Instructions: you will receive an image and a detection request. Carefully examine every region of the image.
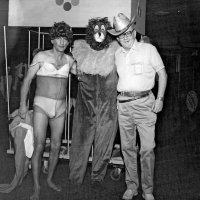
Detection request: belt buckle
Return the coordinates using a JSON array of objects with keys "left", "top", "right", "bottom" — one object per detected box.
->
[
  {"left": 121, "top": 91, "right": 125, "bottom": 96},
  {"left": 129, "top": 91, "right": 137, "bottom": 98},
  {"left": 132, "top": 91, "right": 137, "bottom": 97}
]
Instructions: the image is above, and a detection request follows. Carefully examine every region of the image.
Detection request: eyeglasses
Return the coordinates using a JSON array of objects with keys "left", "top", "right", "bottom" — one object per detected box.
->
[{"left": 118, "top": 30, "right": 133, "bottom": 40}]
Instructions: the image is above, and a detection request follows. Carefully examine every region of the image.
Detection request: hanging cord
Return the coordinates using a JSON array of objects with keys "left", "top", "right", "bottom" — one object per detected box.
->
[
  {"left": 3, "top": 26, "right": 12, "bottom": 153},
  {"left": 137, "top": 0, "right": 142, "bottom": 17}
]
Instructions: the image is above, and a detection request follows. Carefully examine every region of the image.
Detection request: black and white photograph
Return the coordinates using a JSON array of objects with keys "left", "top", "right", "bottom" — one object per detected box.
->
[{"left": 0, "top": 0, "right": 200, "bottom": 200}]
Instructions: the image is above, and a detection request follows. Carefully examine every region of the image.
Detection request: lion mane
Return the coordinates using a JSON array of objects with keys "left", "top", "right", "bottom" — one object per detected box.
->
[{"left": 85, "top": 17, "right": 113, "bottom": 51}]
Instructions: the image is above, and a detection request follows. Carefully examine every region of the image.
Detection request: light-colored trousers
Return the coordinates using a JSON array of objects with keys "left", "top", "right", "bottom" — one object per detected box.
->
[{"left": 117, "top": 92, "right": 157, "bottom": 194}]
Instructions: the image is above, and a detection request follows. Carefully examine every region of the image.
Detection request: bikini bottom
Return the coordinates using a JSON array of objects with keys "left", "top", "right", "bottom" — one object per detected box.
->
[{"left": 33, "top": 96, "right": 66, "bottom": 120}]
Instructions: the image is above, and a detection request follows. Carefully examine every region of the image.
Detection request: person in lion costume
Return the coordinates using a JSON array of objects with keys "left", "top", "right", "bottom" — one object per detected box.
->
[{"left": 69, "top": 17, "right": 119, "bottom": 184}]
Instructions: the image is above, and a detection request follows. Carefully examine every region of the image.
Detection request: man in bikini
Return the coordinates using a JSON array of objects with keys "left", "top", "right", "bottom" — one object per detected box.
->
[{"left": 19, "top": 21, "right": 75, "bottom": 200}]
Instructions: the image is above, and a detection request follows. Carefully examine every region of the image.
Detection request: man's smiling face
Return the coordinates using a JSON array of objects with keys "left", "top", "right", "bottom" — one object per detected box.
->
[{"left": 117, "top": 26, "right": 136, "bottom": 51}]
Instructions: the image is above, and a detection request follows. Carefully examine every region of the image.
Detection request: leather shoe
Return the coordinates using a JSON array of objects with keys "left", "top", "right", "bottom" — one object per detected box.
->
[
  {"left": 122, "top": 189, "right": 138, "bottom": 200},
  {"left": 142, "top": 193, "right": 155, "bottom": 200}
]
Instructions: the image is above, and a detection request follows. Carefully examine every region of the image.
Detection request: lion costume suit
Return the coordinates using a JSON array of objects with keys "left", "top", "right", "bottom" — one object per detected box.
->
[{"left": 69, "top": 17, "right": 119, "bottom": 184}]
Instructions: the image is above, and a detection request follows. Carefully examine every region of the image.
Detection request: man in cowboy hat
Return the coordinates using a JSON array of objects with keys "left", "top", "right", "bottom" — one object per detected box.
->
[{"left": 108, "top": 13, "right": 167, "bottom": 200}]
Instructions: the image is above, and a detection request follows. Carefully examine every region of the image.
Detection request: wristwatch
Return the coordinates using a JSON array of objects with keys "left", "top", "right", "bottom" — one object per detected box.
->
[{"left": 157, "top": 97, "right": 164, "bottom": 101}]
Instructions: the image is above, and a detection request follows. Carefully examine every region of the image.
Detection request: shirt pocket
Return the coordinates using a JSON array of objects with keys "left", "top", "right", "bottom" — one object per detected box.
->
[{"left": 131, "top": 63, "right": 144, "bottom": 75}]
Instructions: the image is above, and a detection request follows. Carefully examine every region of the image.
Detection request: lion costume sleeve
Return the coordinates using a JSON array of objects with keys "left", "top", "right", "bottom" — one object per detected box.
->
[{"left": 69, "top": 39, "right": 120, "bottom": 184}]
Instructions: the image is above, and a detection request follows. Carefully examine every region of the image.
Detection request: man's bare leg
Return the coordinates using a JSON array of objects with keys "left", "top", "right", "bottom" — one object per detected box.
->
[
  {"left": 47, "top": 116, "right": 65, "bottom": 192},
  {"left": 30, "top": 111, "right": 48, "bottom": 200}
]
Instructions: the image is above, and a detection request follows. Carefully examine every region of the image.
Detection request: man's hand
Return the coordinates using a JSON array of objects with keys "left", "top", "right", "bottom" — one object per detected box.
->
[
  {"left": 151, "top": 99, "right": 163, "bottom": 113},
  {"left": 18, "top": 104, "right": 28, "bottom": 119}
]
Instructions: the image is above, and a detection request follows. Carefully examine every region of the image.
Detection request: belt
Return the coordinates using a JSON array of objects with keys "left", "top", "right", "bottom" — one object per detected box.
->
[
  {"left": 118, "top": 90, "right": 150, "bottom": 103},
  {"left": 119, "top": 90, "right": 150, "bottom": 97}
]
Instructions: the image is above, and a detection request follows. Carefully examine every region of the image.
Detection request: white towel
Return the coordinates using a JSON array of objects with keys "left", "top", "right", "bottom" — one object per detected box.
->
[{"left": 16, "top": 123, "right": 34, "bottom": 158}]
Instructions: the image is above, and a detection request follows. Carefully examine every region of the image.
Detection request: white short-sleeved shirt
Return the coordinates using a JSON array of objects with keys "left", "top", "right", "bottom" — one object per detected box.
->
[{"left": 115, "top": 40, "right": 165, "bottom": 92}]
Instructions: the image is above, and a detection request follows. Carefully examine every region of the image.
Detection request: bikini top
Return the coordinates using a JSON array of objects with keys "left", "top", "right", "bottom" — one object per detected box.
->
[{"left": 36, "top": 62, "right": 70, "bottom": 78}]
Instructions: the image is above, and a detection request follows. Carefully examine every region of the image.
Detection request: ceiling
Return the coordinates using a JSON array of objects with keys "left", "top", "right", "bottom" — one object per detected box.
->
[{"left": 146, "top": 0, "right": 200, "bottom": 50}]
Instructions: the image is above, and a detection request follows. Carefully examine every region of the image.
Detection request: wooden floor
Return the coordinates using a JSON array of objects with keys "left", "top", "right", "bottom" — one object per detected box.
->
[{"left": 0, "top": 92, "right": 200, "bottom": 200}]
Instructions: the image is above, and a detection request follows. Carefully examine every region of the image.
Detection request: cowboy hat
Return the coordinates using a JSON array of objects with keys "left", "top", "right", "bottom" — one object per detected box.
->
[{"left": 108, "top": 13, "right": 136, "bottom": 36}]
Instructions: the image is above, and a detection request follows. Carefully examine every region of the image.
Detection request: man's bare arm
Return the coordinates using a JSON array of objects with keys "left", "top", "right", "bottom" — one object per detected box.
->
[
  {"left": 19, "top": 62, "right": 40, "bottom": 117},
  {"left": 157, "top": 68, "right": 167, "bottom": 99},
  {"left": 151, "top": 68, "right": 167, "bottom": 113},
  {"left": 69, "top": 56, "right": 77, "bottom": 75}
]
